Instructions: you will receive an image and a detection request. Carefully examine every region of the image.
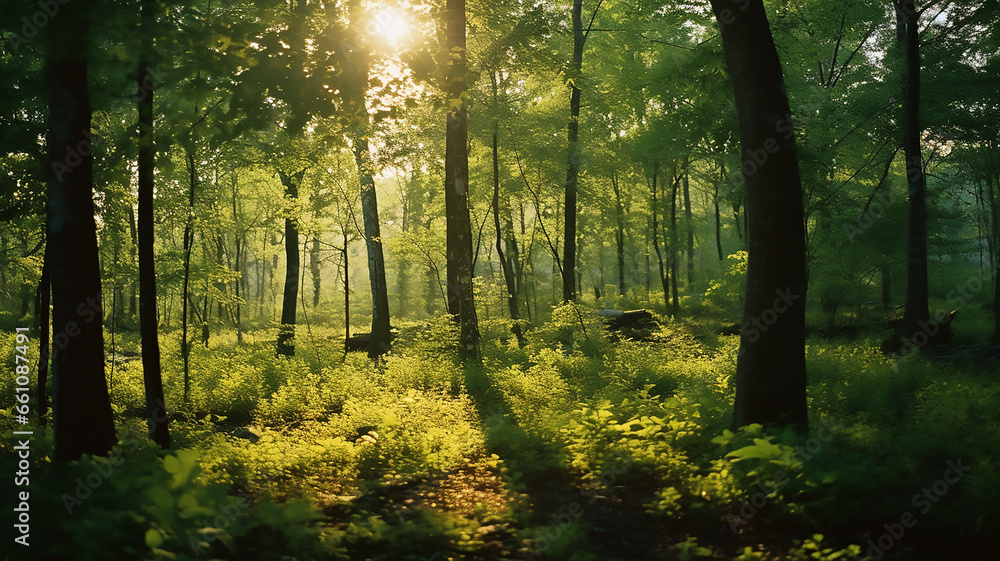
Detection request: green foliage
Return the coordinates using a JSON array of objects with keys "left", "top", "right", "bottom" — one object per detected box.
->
[{"left": 705, "top": 251, "right": 747, "bottom": 313}]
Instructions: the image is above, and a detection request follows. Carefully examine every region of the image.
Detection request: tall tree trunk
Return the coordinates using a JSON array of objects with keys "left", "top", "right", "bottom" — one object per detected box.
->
[
  {"left": 137, "top": 0, "right": 169, "bottom": 447},
  {"left": 353, "top": 140, "right": 393, "bottom": 358},
  {"left": 445, "top": 0, "right": 481, "bottom": 363},
  {"left": 562, "top": 0, "right": 584, "bottom": 302},
  {"left": 277, "top": 170, "right": 304, "bottom": 356},
  {"left": 311, "top": 236, "right": 322, "bottom": 308},
  {"left": 612, "top": 172, "right": 626, "bottom": 295},
  {"left": 710, "top": 0, "right": 808, "bottom": 429},
  {"left": 128, "top": 205, "right": 138, "bottom": 318},
  {"left": 650, "top": 165, "right": 670, "bottom": 308},
  {"left": 46, "top": 6, "right": 116, "bottom": 461},
  {"left": 232, "top": 174, "right": 244, "bottom": 344},
  {"left": 670, "top": 170, "right": 681, "bottom": 317},
  {"left": 714, "top": 171, "right": 724, "bottom": 261},
  {"left": 683, "top": 163, "right": 695, "bottom": 288},
  {"left": 896, "top": 0, "right": 930, "bottom": 338},
  {"left": 342, "top": 225, "right": 351, "bottom": 354},
  {"left": 491, "top": 81, "right": 525, "bottom": 346},
  {"left": 181, "top": 150, "right": 197, "bottom": 401}
]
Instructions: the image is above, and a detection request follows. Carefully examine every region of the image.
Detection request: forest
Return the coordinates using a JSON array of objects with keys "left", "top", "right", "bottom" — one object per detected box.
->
[{"left": 1, "top": 0, "right": 998, "bottom": 559}]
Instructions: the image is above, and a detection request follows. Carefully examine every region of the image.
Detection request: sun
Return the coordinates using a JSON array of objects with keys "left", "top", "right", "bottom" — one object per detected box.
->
[{"left": 371, "top": 8, "right": 410, "bottom": 48}]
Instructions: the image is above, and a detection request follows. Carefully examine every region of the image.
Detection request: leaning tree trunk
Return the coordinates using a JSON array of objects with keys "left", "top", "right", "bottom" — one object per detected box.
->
[
  {"left": 650, "top": 165, "right": 670, "bottom": 308},
  {"left": 137, "top": 0, "right": 169, "bottom": 448},
  {"left": 710, "top": 0, "right": 808, "bottom": 430},
  {"left": 353, "top": 140, "right": 393, "bottom": 359},
  {"left": 562, "top": 0, "right": 584, "bottom": 302},
  {"left": 491, "top": 91, "right": 526, "bottom": 347},
  {"left": 897, "top": 0, "right": 931, "bottom": 339},
  {"left": 46, "top": 5, "right": 116, "bottom": 461},
  {"left": 277, "top": 170, "right": 304, "bottom": 356},
  {"left": 445, "top": 0, "right": 481, "bottom": 363},
  {"left": 612, "top": 172, "right": 626, "bottom": 295}
]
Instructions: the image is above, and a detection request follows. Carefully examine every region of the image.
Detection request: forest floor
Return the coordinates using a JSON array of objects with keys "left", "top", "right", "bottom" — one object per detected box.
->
[{"left": 2, "top": 307, "right": 999, "bottom": 560}]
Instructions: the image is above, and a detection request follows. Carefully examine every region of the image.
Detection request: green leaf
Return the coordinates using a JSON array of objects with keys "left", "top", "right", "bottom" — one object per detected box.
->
[{"left": 145, "top": 528, "right": 164, "bottom": 549}]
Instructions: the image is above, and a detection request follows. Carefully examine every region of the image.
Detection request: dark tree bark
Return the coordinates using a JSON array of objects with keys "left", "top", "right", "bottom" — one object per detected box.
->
[
  {"left": 137, "top": 0, "right": 169, "bottom": 448},
  {"left": 341, "top": 225, "right": 351, "bottom": 354},
  {"left": 683, "top": 164, "right": 695, "bottom": 287},
  {"left": 491, "top": 78, "right": 525, "bottom": 347},
  {"left": 353, "top": 141, "right": 393, "bottom": 358},
  {"left": 670, "top": 170, "right": 681, "bottom": 317},
  {"left": 562, "top": 0, "right": 585, "bottom": 302},
  {"left": 612, "top": 172, "right": 626, "bottom": 295},
  {"left": 896, "top": 0, "right": 931, "bottom": 339},
  {"left": 46, "top": 6, "right": 116, "bottom": 461},
  {"left": 650, "top": 165, "right": 670, "bottom": 308},
  {"left": 181, "top": 149, "right": 197, "bottom": 402},
  {"left": 311, "top": 236, "right": 322, "bottom": 308},
  {"left": 277, "top": 170, "right": 304, "bottom": 356},
  {"left": 710, "top": 0, "right": 808, "bottom": 430},
  {"left": 231, "top": 176, "right": 244, "bottom": 344},
  {"left": 714, "top": 168, "right": 725, "bottom": 261},
  {"left": 128, "top": 206, "right": 138, "bottom": 318},
  {"left": 445, "top": 0, "right": 481, "bottom": 363}
]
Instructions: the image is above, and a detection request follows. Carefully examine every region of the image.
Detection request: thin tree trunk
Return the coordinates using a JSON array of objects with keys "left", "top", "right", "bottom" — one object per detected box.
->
[
  {"left": 46, "top": 6, "right": 116, "bottom": 460},
  {"left": 491, "top": 78, "right": 525, "bottom": 346},
  {"left": 353, "top": 140, "right": 393, "bottom": 358},
  {"left": 683, "top": 162, "right": 695, "bottom": 287},
  {"left": 128, "top": 205, "right": 138, "bottom": 318},
  {"left": 137, "top": 0, "right": 169, "bottom": 447},
  {"left": 711, "top": 0, "right": 808, "bottom": 429},
  {"left": 612, "top": 172, "right": 626, "bottom": 295},
  {"left": 650, "top": 165, "right": 670, "bottom": 308},
  {"left": 562, "top": 0, "right": 585, "bottom": 302},
  {"left": 896, "top": 0, "right": 930, "bottom": 338},
  {"left": 181, "top": 150, "right": 196, "bottom": 403},
  {"left": 277, "top": 170, "right": 304, "bottom": 356},
  {"left": 714, "top": 173, "right": 724, "bottom": 260},
  {"left": 342, "top": 225, "right": 351, "bottom": 354},
  {"left": 670, "top": 170, "right": 681, "bottom": 317},
  {"left": 311, "top": 236, "right": 322, "bottom": 308}
]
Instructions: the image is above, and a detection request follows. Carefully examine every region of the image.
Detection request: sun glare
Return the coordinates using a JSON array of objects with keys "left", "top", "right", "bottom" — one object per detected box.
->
[{"left": 372, "top": 9, "right": 410, "bottom": 47}]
